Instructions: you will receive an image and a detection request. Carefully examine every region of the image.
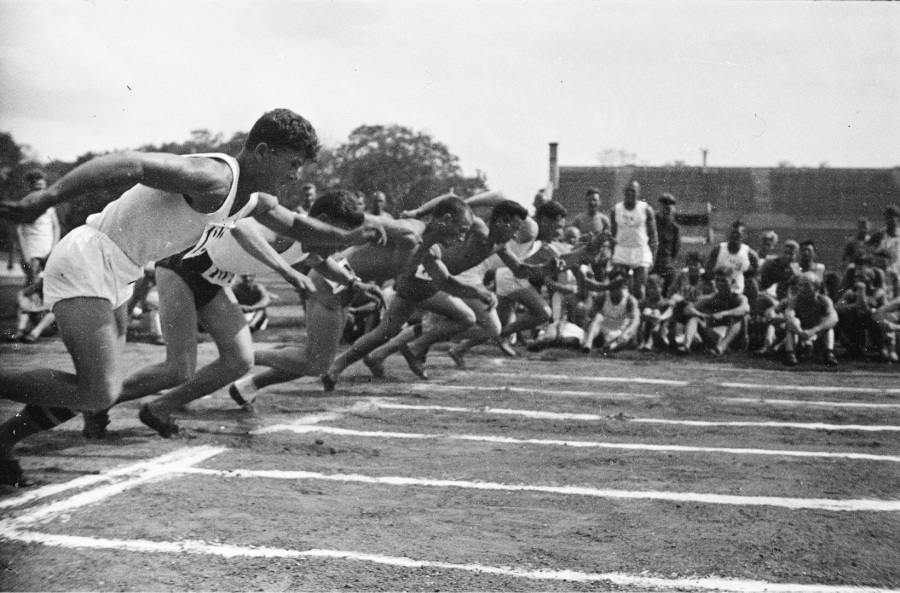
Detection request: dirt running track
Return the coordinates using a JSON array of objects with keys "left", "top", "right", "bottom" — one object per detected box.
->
[{"left": 1, "top": 334, "right": 899, "bottom": 592}]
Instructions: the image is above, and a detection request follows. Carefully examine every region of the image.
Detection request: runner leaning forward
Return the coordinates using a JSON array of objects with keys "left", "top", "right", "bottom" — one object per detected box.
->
[{"left": 0, "top": 108, "right": 318, "bottom": 487}]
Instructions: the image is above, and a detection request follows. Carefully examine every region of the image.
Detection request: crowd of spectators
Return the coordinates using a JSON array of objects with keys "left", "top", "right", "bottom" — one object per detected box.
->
[{"left": 510, "top": 187, "right": 900, "bottom": 367}]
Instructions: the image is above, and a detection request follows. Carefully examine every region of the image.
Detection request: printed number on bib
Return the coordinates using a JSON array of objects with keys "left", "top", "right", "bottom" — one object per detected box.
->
[
  {"left": 201, "top": 265, "right": 236, "bottom": 288},
  {"left": 183, "top": 221, "right": 234, "bottom": 260},
  {"left": 414, "top": 264, "right": 433, "bottom": 281}
]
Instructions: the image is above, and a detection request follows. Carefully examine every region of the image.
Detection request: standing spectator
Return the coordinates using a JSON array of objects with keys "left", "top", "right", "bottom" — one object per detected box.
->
[
  {"left": 233, "top": 274, "right": 273, "bottom": 333},
  {"left": 681, "top": 269, "right": 749, "bottom": 356},
  {"left": 610, "top": 180, "right": 657, "bottom": 300},
  {"left": 873, "top": 205, "right": 900, "bottom": 278},
  {"left": 779, "top": 273, "right": 839, "bottom": 367},
  {"left": 797, "top": 239, "right": 825, "bottom": 281},
  {"left": 876, "top": 296, "right": 900, "bottom": 363},
  {"left": 15, "top": 170, "right": 60, "bottom": 287},
  {"left": 706, "top": 220, "right": 759, "bottom": 296},
  {"left": 872, "top": 248, "right": 900, "bottom": 300},
  {"left": 758, "top": 230, "right": 779, "bottom": 261},
  {"left": 570, "top": 187, "right": 610, "bottom": 236},
  {"left": 369, "top": 191, "right": 393, "bottom": 218},
  {"left": 760, "top": 240, "right": 799, "bottom": 297},
  {"left": 652, "top": 193, "right": 680, "bottom": 295},
  {"left": 842, "top": 218, "right": 871, "bottom": 270},
  {"left": 298, "top": 183, "right": 317, "bottom": 214}
]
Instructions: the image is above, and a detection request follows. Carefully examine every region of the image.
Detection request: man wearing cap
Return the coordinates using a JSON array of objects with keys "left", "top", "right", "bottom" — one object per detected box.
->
[
  {"left": 571, "top": 188, "right": 610, "bottom": 237},
  {"left": 653, "top": 193, "right": 680, "bottom": 294}
]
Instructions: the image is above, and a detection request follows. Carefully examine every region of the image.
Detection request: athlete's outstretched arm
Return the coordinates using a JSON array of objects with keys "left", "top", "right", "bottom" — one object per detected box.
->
[
  {"left": 253, "top": 203, "right": 386, "bottom": 248},
  {"left": 0, "top": 151, "right": 234, "bottom": 223},
  {"left": 230, "top": 220, "right": 316, "bottom": 295}
]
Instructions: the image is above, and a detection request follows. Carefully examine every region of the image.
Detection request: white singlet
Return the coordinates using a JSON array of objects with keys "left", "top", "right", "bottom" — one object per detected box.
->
[
  {"left": 85, "top": 153, "right": 251, "bottom": 266},
  {"left": 714, "top": 242, "right": 751, "bottom": 294},
  {"left": 613, "top": 201, "right": 651, "bottom": 249},
  {"left": 16, "top": 207, "right": 57, "bottom": 261}
]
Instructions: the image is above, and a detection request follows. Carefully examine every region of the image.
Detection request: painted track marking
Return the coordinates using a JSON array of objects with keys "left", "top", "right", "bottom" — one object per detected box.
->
[
  {"left": 717, "top": 397, "right": 900, "bottom": 409},
  {"left": 373, "top": 402, "right": 900, "bottom": 431},
  {"left": 184, "top": 467, "right": 900, "bottom": 512},
  {"left": 256, "top": 425, "right": 900, "bottom": 463},
  {"left": 2, "top": 532, "right": 891, "bottom": 592}
]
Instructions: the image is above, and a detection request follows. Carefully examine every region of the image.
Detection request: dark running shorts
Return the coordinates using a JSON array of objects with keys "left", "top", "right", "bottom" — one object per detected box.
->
[{"left": 155, "top": 251, "right": 223, "bottom": 310}]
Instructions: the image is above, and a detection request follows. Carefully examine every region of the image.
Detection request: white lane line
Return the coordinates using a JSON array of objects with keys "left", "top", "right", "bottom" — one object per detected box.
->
[
  {"left": 184, "top": 467, "right": 900, "bottom": 512},
  {"left": 353, "top": 383, "right": 661, "bottom": 400},
  {"left": 717, "top": 397, "right": 900, "bottom": 410},
  {"left": 481, "top": 371, "right": 687, "bottom": 386},
  {"left": 260, "top": 425, "right": 900, "bottom": 463},
  {"left": 2, "top": 532, "right": 889, "bottom": 593},
  {"left": 630, "top": 418, "right": 900, "bottom": 431},
  {"left": 0, "top": 446, "right": 228, "bottom": 511},
  {"left": 1, "top": 446, "right": 226, "bottom": 529},
  {"left": 721, "top": 382, "right": 900, "bottom": 395},
  {"left": 373, "top": 402, "right": 900, "bottom": 431}
]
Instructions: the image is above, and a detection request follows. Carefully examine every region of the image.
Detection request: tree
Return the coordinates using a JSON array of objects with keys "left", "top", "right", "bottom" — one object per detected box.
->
[{"left": 321, "top": 125, "right": 488, "bottom": 213}]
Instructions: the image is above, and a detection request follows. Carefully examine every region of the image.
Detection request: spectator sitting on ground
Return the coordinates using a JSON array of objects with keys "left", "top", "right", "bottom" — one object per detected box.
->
[
  {"left": 760, "top": 239, "right": 799, "bottom": 298},
  {"left": 3, "top": 276, "right": 56, "bottom": 344},
  {"left": 745, "top": 278, "right": 779, "bottom": 354},
  {"left": 842, "top": 217, "right": 871, "bottom": 271},
  {"left": 875, "top": 296, "right": 900, "bottom": 363},
  {"left": 666, "top": 251, "right": 713, "bottom": 349},
  {"left": 797, "top": 239, "right": 825, "bottom": 281},
  {"left": 680, "top": 269, "right": 749, "bottom": 356},
  {"left": 779, "top": 273, "right": 839, "bottom": 367},
  {"left": 637, "top": 274, "right": 672, "bottom": 351},
  {"left": 835, "top": 267, "right": 886, "bottom": 359},
  {"left": 233, "top": 274, "right": 273, "bottom": 333},
  {"left": 580, "top": 268, "right": 640, "bottom": 355},
  {"left": 758, "top": 230, "right": 779, "bottom": 262}
]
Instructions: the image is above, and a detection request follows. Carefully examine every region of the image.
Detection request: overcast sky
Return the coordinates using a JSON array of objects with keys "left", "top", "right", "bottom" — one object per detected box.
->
[{"left": 1, "top": 0, "right": 897, "bottom": 204}]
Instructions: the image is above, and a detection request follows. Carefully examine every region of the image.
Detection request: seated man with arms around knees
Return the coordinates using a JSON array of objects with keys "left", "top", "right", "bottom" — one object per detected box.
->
[{"left": 680, "top": 269, "right": 749, "bottom": 356}]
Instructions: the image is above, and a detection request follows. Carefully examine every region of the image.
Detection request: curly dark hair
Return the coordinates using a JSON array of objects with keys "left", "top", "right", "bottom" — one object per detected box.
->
[
  {"left": 308, "top": 189, "right": 365, "bottom": 228},
  {"left": 489, "top": 200, "right": 528, "bottom": 227},
  {"left": 432, "top": 196, "right": 472, "bottom": 221},
  {"left": 535, "top": 200, "right": 567, "bottom": 221},
  {"left": 246, "top": 109, "right": 320, "bottom": 162}
]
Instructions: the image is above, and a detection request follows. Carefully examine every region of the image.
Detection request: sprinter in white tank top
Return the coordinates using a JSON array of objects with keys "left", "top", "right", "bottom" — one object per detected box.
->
[
  {"left": 609, "top": 181, "right": 658, "bottom": 300},
  {"left": 0, "top": 109, "right": 321, "bottom": 486}
]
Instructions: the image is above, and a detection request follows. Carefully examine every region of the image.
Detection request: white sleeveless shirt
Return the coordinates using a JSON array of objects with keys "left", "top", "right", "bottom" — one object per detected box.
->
[
  {"left": 714, "top": 242, "right": 751, "bottom": 294},
  {"left": 86, "top": 153, "right": 255, "bottom": 266},
  {"left": 613, "top": 201, "right": 650, "bottom": 249}
]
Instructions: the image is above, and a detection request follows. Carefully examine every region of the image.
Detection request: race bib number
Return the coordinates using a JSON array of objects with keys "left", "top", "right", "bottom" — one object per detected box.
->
[
  {"left": 182, "top": 220, "right": 235, "bottom": 260},
  {"left": 323, "top": 257, "right": 355, "bottom": 294},
  {"left": 201, "top": 264, "right": 236, "bottom": 288}
]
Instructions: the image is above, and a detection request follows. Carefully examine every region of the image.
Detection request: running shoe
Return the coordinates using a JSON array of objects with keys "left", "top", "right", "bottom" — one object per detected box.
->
[{"left": 82, "top": 410, "right": 110, "bottom": 439}]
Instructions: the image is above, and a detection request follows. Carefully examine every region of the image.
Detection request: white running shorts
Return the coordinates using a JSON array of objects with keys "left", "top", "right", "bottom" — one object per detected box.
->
[
  {"left": 612, "top": 245, "right": 653, "bottom": 268},
  {"left": 44, "top": 225, "right": 143, "bottom": 310}
]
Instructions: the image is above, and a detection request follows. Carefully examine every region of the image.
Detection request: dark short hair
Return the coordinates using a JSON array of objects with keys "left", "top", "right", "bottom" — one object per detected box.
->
[
  {"left": 800, "top": 239, "right": 816, "bottom": 250},
  {"left": 886, "top": 205, "right": 900, "bottom": 218},
  {"left": 25, "top": 169, "right": 47, "bottom": 183},
  {"left": 585, "top": 187, "right": 600, "bottom": 197},
  {"left": 535, "top": 200, "right": 567, "bottom": 221},
  {"left": 490, "top": 200, "right": 528, "bottom": 227},
  {"left": 308, "top": 189, "right": 365, "bottom": 228},
  {"left": 432, "top": 196, "right": 472, "bottom": 220},
  {"left": 246, "top": 109, "right": 320, "bottom": 162},
  {"left": 731, "top": 220, "right": 745, "bottom": 230}
]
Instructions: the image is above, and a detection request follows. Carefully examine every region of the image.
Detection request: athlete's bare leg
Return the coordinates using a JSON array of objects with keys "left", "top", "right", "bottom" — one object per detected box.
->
[{"left": 142, "top": 288, "right": 253, "bottom": 418}]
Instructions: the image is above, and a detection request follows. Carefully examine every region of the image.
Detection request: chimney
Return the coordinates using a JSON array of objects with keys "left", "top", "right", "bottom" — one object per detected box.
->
[
  {"left": 549, "top": 143, "right": 559, "bottom": 189},
  {"left": 701, "top": 148, "right": 709, "bottom": 172}
]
